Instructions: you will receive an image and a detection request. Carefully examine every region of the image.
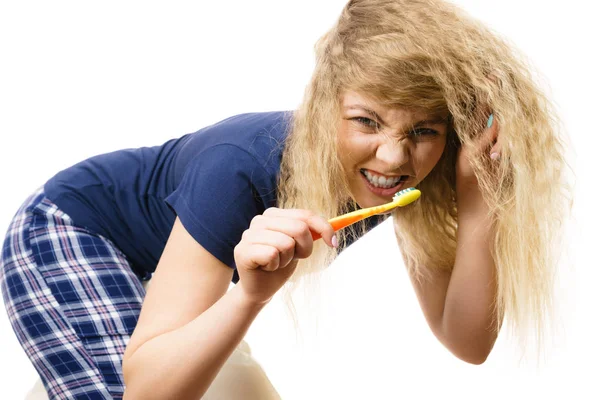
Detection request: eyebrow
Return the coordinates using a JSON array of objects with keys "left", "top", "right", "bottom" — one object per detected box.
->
[
  {"left": 344, "top": 105, "right": 448, "bottom": 128},
  {"left": 344, "top": 105, "right": 388, "bottom": 126},
  {"left": 413, "top": 117, "right": 449, "bottom": 127}
]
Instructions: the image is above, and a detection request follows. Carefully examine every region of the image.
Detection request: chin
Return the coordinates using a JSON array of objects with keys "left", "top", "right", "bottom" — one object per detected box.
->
[{"left": 353, "top": 193, "right": 386, "bottom": 209}]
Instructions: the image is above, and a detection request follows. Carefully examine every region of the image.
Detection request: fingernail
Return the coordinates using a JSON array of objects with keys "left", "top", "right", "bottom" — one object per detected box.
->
[
  {"left": 490, "top": 152, "right": 500, "bottom": 160},
  {"left": 331, "top": 235, "right": 338, "bottom": 248},
  {"left": 487, "top": 113, "right": 494, "bottom": 128}
]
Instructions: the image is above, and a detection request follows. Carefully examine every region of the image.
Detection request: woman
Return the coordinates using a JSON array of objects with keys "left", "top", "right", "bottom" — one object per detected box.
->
[{"left": 0, "top": 0, "right": 570, "bottom": 398}]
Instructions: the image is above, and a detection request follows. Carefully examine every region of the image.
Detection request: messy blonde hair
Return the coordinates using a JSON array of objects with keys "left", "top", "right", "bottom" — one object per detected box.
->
[{"left": 278, "top": 0, "right": 571, "bottom": 353}]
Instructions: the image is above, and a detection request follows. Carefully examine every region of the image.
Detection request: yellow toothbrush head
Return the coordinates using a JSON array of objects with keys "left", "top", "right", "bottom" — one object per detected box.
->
[{"left": 392, "top": 187, "right": 421, "bottom": 207}]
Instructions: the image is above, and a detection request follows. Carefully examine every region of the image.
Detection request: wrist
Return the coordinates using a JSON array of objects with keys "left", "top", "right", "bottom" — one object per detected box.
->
[
  {"left": 232, "top": 284, "right": 272, "bottom": 310},
  {"left": 457, "top": 183, "right": 489, "bottom": 217}
]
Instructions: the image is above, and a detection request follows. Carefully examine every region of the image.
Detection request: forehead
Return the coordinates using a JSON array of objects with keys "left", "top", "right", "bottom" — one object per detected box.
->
[{"left": 341, "top": 91, "right": 447, "bottom": 122}]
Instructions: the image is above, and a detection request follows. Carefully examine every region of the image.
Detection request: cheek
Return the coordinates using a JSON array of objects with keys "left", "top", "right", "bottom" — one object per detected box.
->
[
  {"left": 415, "top": 141, "right": 446, "bottom": 173},
  {"left": 338, "top": 133, "right": 374, "bottom": 166}
]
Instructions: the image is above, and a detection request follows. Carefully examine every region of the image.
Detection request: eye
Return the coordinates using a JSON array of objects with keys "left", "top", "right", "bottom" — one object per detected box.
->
[
  {"left": 350, "top": 116, "right": 380, "bottom": 130},
  {"left": 410, "top": 128, "right": 439, "bottom": 141}
]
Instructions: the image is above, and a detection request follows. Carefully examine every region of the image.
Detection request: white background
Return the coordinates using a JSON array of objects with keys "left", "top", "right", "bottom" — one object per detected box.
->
[{"left": 0, "top": 0, "right": 597, "bottom": 398}]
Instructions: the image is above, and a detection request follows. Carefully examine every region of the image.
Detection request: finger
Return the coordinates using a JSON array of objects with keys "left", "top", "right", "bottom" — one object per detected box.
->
[
  {"left": 248, "top": 214, "right": 313, "bottom": 256},
  {"left": 250, "top": 213, "right": 310, "bottom": 238},
  {"left": 485, "top": 113, "right": 501, "bottom": 159},
  {"left": 246, "top": 230, "right": 296, "bottom": 269},
  {"left": 235, "top": 243, "right": 280, "bottom": 271},
  {"left": 261, "top": 249, "right": 281, "bottom": 272},
  {"left": 280, "top": 210, "right": 336, "bottom": 250},
  {"left": 490, "top": 141, "right": 501, "bottom": 160},
  {"left": 486, "top": 113, "right": 499, "bottom": 142},
  {"left": 281, "top": 209, "right": 336, "bottom": 249},
  {"left": 468, "top": 72, "right": 501, "bottom": 151},
  {"left": 469, "top": 112, "right": 499, "bottom": 155},
  {"left": 300, "top": 213, "right": 336, "bottom": 250},
  {"left": 259, "top": 208, "right": 336, "bottom": 248}
]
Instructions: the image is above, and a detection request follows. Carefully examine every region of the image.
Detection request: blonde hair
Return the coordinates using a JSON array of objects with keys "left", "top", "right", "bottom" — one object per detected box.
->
[{"left": 278, "top": 0, "right": 572, "bottom": 353}]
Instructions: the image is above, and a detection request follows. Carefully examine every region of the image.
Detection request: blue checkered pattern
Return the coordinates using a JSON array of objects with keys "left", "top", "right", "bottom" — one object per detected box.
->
[{"left": 0, "top": 188, "right": 147, "bottom": 399}]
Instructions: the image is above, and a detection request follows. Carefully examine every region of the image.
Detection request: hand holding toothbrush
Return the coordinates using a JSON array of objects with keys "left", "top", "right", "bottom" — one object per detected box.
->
[{"left": 234, "top": 208, "right": 336, "bottom": 305}]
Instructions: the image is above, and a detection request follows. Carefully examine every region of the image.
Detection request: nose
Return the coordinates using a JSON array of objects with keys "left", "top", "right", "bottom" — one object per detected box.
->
[{"left": 375, "top": 136, "right": 410, "bottom": 169}]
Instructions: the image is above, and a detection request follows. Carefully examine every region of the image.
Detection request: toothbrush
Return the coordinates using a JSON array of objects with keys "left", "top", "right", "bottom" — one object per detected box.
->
[{"left": 311, "top": 187, "right": 421, "bottom": 241}]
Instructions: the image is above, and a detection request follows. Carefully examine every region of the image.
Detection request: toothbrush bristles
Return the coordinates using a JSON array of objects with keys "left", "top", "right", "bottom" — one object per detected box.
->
[{"left": 393, "top": 187, "right": 414, "bottom": 199}]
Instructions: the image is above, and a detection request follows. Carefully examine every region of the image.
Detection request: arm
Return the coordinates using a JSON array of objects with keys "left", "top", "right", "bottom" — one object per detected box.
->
[
  {"left": 122, "top": 218, "right": 263, "bottom": 399},
  {"left": 409, "top": 114, "right": 502, "bottom": 364},
  {"left": 408, "top": 183, "right": 499, "bottom": 365},
  {"left": 123, "top": 211, "right": 335, "bottom": 399}
]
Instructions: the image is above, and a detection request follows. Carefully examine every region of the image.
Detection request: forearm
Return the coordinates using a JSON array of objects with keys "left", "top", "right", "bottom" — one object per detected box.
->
[
  {"left": 440, "top": 184, "right": 499, "bottom": 363},
  {"left": 123, "top": 284, "right": 265, "bottom": 400}
]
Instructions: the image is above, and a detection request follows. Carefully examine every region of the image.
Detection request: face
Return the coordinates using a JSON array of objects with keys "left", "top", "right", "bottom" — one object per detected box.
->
[{"left": 338, "top": 91, "right": 448, "bottom": 208}]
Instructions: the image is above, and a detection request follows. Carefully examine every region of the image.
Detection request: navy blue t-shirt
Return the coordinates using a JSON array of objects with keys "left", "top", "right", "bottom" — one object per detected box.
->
[
  {"left": 44, "top": 111, "right": 292, "bottom": 282},
  {"left": 45, "top": 111, "right": 383, "bottom": 283}
]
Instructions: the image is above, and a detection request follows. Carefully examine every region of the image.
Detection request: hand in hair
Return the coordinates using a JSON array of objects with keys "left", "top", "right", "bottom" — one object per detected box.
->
[
  {"left": 234, "top": 208, "right": 336, "bottom": 305},
  {"left": 455, "top": 110, "right": 501, "bottom": 189},
  {"left": 426, "top": 109, "right": 502, "bottom": 364}
]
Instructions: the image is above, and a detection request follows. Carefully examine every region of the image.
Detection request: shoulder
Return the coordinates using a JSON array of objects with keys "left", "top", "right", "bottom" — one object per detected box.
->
[
  {"left": 179, "top": 111, "right": 293, "bottom": 174},
  {"left": 192, "top": 111, "right": 292, "bottom": 153}
]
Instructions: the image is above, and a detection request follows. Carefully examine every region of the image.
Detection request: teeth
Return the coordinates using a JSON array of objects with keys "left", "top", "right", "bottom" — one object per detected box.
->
[{"left": 362, "top": 170, "right": 403, "bottom": 188}]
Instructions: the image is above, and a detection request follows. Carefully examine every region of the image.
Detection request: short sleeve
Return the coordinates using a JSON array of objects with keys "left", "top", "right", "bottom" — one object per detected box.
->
[{"left": 164, "top": 144, "right": 272, "bottom": 269}]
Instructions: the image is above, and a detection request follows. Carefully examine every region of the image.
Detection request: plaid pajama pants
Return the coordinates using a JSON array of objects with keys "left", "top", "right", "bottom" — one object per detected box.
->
[{"left": 0, "top": 188, "right": 148, "bottom": 399}]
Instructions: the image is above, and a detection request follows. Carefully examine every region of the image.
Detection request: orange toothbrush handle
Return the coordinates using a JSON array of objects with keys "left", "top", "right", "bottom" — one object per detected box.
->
[
  {"left": 310, "top": 208, "right": 379, "bottom": 241},
  {"left": 311, "top": 231, "right": 322, "bottom": 241},
  {"left": 309, "top": 188, "right": 420, "bottom": 241}
]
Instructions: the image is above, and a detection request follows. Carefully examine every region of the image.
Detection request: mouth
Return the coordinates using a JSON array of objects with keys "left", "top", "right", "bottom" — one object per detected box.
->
[{"left": 359, "top": 168, "right": 410, "bottom": 196}]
